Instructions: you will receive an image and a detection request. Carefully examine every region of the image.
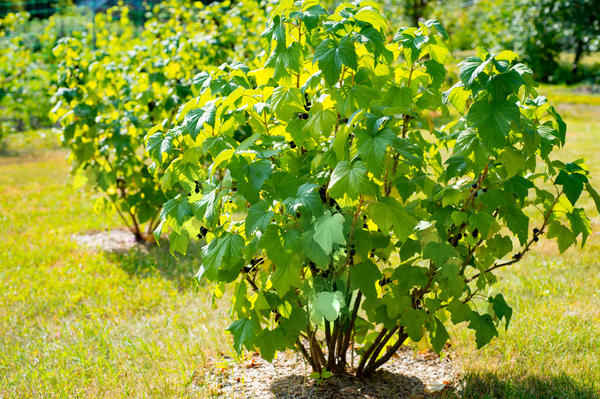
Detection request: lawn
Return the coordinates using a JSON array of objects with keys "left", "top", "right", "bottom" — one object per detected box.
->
[{"left": 0, "top": 88, "right": 599, "bottom": 398}]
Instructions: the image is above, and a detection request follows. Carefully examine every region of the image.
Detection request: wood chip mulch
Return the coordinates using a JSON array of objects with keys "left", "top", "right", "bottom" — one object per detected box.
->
[{"left": 194, "top": 347, "right": 455, "bottom": 398}]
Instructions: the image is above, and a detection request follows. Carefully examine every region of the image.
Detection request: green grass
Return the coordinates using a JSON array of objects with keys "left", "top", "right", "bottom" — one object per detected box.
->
[
  {"left": 448, "top": 86, "right": 600, "bottom": 398},
  {"left": 0, "top": 148, "right": 232, "bottom": 397},
  {"left": 1, "top": 90, "right": 600, "bottom": 398}
]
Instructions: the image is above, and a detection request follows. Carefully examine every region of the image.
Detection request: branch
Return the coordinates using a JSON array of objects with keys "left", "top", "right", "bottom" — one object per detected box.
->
[
  {"left": 467, "top": 189, "right": 563, "bottom": 283},
  {"left": 361, "top": 328, "right": 408, "bottom": 376}
]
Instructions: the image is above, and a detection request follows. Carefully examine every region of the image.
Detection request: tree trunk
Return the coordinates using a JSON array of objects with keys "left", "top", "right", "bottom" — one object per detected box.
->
[{"left": 571, "top": 38, "right": 585, "bottom": 77}]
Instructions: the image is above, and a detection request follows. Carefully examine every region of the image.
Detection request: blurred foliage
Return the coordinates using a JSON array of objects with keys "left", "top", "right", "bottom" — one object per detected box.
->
[
  {"left": 0, "top": 13, "right": 56, "bottom": 139},
  {"left": 49, "top": 0, "right": 267, "bottom": 241}
]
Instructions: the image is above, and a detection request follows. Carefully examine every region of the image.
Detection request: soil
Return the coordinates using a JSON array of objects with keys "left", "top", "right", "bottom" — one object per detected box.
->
[
  {"left": 72, "top": 229, "right": 149, "bottom": 253},
  {"left": 196, "top": 348, "right": 455, "bottom": 398}
]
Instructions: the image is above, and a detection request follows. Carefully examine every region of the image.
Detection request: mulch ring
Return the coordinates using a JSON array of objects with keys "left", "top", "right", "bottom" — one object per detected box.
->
[
  {"left": 72, "top": 229, "right": 150, "bottom": 253},
  {"left": 195, "top": 347, "right": 455, "bottom": 398}
]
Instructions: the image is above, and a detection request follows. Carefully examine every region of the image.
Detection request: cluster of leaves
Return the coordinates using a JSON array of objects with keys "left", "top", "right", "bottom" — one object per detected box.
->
[
  {"left": 50, "top": 0, "right": 267, "bottom": 241},
  {"left": 150, "top": 0, "right": 598, "bottom": 377},
  {"left": 0, "top": 12, "right": 58, "bottom": 140}
]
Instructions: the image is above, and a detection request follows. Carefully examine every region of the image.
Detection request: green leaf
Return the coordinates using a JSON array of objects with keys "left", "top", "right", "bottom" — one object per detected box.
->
[
  {"left": 313, "top": 211, "right": 346, "bottom": 254},
  {"left": 430, "top": 318, "right": 449, "bottom": 353},
  {"left": 160, "top": 195, "right": 193, "bottom": 227},
  {"left": 227, "top": 318, "right": 258, "bottom": 353},
  {"left": 283, "top": 183, "right": 322, "bottom": 215},
  {"left": 556, "top": 170, "right": 587, "bottom": 206},
  {"left": 304, "top": 107, "right": 337, "bottom": 138},
  {"left": 459, "top": 56, "right": 488, "bottom": 87},
  {"left": 501, "top": 148, "right": 526, "bottom": 177},
  {"left": 355, "top": 127, "right": 395, "bottom": 175},
  {"left": 468, "top": 313, "right": 498, "bottom": 348},
  {"left": 586, "top": 183, "right": 600, "bottom": 214},
  {"left": 467, "top": 99, "right": 520, "bottom": 149},
  {"left": 183, "top": 102, "right": 217, "bottom": 139},
  {"left": 547, "top": 221, "right": 576, "bottom": 253},
  {"left": 399, "top": 308, "right": 426, "bottom": 341},
  {"left": 147, "top": 132, "right": 173, "bottom": 163},
  {"left": 313, "top": 36, "right": 357, "bottom": 86},
  {"left": 245, "top": 201, "right": 274, "bottom": 237},
  {"left": 271, "top": 258, "right": 302, "bottom": 295},
  {"left": 500, "top": 206, "right": 529, "bottom": 246},
  {"left": 302, "top": 230, "right": 330, "bottom": 270},
  {"left": 201, "top": 233, "right": 245, "bottom": 280},
  {"left": 443, "top": 82, "right": 470, "bottom": 114},
  {"left": 422, "top": 242, "right": 456, "bottom": 265},
  {"left": 567, "top": 208, "right": 591, "bottom": 246},
  {"left": 489, "top": 294, "right": 512, "bottom": 330},
  {"left": 447, "top": 298, "right": 472, "bottom": 324},
  {"left": 265, "top": 42, "right": 302, "bottom": 80},
  {"left": 354, "top": 7, "right": 388, "bottom": 32},
  {"left": 313, "top": 291, "right": 345, "bottom": 322},
  {"left": 487, "top": 69, "right": 524, "bottom": 100},
  {"left": 367, "top": 197, "right": 416, "bottom": 241},
  {"left": 351, "top": 260, "right": 382, "bottom": 300},
  {"left": 271, "top": 86, "right": 304, "bottom": 120},
  {"left": 328, "top": 161, "right": 376, "bottom": 199}
]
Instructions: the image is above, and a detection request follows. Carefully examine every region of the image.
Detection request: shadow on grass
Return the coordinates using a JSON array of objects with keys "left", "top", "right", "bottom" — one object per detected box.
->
[
  {"left": 453, "top": 372, "right": 600, "bottom": 399},
  {"left": 104, "top": 238, "right": 203, "bottom": 290},
  {"left": 269, "top": 371, "right": 425, "bottom": 399}
]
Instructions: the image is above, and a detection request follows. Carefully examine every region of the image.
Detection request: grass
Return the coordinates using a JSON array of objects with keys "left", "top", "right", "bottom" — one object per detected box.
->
[
  {"left": 0, "top": 86, "right": 599, "bottom": 398},
  {"left": 0, "top": 149, "right": 232, "bottom": 397},
  {"left": 448, "top": 85, "right": 600, "bottom": 398}
]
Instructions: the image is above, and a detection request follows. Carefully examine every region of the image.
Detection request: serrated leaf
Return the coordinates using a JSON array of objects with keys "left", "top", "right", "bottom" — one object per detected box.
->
[
  {"left": 467, "top": 99, "right": 520, "bottom": 149},
  {"left": 399, "top": 308, "right": 426, "bottom": 341},
  {"left": 556, "top": 170, "right": 587, "bottom": 205},
  {"left": 351, "top": 260, "right": 382, "bottom": 300},
  {"left": 313, "top": 291, "right": 345, "bottom": 322},
  {"left": 328, "top": 161, "right": 376, "bottom": 199},
  {"left": 489, "top": 294, "right": 512, "bottom": 330},
  {"left": 468, "top": 313, "right": 498, "bottom": 348},
  {"left": 160, "top": 195, "right": 193, "bottom": 227},
  {"left": 283, "top": 183, "right": 322, "bottom": 215},
  {"left": 430, "top": 318, "right": 449, "bottom": 354},
  {"left": 447, "top": 299, "right": 472, "bottom": 324},
  {"left": 459, "top": 56, "right": 488, "bottom": 87},
  {"left": 246, "top": 201, "right": 274, "bottom": 237},
  {"left": 227, "top": 318, "right": 258, "bottom": 353},
  {"left": 354, "top": 7, "right": 388, "bottom": 32},
  {"left": 182, "top": 102, "right": 217, "bottom": 140},
  {"left": 313, "top": 211, "right": 346, "bottom": 254},
  {"left": 271, "top": 258, "right": 302, "bottom": 295},
  {"left": 355, "top": 127, "right": 395, "bottom": 176},
  {"left": 547, "top": 221, "right": 576, "bottom": 253},
  {"left": 422, "top": 242, "right": 456, "bottom": 265},
  {"left": 313, "top": 36, "right": 357, "bottom": 86},
  {"left": 271, "top": 86, "right": 304, "bottom": 120},
  {"left": 367, "top": 197, "right": 415, "bottom": 241},
  {"left": 201, "top": 233, "right": 245, "bottom": 280}
]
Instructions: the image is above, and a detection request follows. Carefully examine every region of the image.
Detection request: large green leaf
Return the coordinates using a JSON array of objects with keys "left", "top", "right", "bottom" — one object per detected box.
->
[
  {"left": 467, "top": 99, "right": 520, "bottom": 149},
  {"left": 355, "top": 127, "right": 396, "bottom": 176},
  {"left": 468, "top": 313, "right": 498, "bottom": 348},
  {"left": 366, "top": 197, "right": 415, "bottom": 241},
  {"left": 227, "top": 318, "right": 258, "bottom": 353},
  {"left": 313, "top": 36, "right": 357, "bottom": 86},
  {"left": 328, "top": 161, "right": 376, "bottom": 199},
  {"left": 350, "top": 260, "right": 382, "bottom": 300},
  {"left": 245, "top": 201, "right": 274, "bottom": 237},
  {"left": 201, "top": 233, "right": 245, "bottom": 280},
  {"left": 313, "top": 211, "right": 346, "bottom": 254}
]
